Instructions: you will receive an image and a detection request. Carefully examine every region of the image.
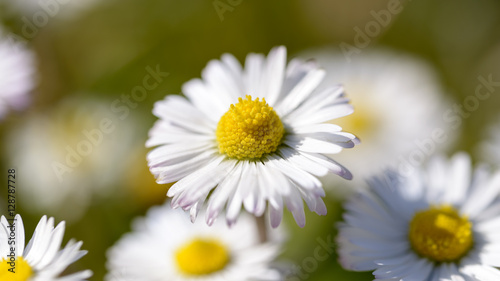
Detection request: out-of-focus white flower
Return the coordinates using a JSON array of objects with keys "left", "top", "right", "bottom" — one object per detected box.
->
[
  {"left": 0, "top": 28, "right": 36, "bottom": 120},
  {"left": 5, "top": 97, "right": 137, "bottom": 220},
  {"left": 337, "top": 153, "right": 500, "bottom": 280},
  {"left": 0, "top": 214, "right": 92, "bottom": 281},
  {"left": 302, "top": 48, "right": 455, "bottom": 195},
  {"left": 147, "top": 46, "right": 358, "bottom": 228},
  {"left": 106, "top": 204, "right": 284, "bottom": 281}
]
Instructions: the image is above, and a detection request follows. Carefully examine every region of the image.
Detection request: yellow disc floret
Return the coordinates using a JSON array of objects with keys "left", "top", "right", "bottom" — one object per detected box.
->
[
  {"left": 409, "top": 205, "right": 473, "bottom": 262},
  {"left": 175, "top": 238, "right": 230, "bottom": 275},
  {"left": 216, "top": 95, "right": 284, "bottom": 160},
  {"left": 0, "top": 257, "right": 33, "bottom": 281}
]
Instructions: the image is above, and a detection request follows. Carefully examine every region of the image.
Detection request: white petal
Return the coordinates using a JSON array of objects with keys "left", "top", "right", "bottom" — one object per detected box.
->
[
  {"left": 15, "top": 214, "right": 25, "bottom": 257},
  {"left": 286, "top": 187, "right": 306, "bottom": 228},
  {"left": 0, "top": 217, "right": 10, "bottom": 257},
  {"left": 34, "top": 221, "right": 65, "bottom": 270},
  {"left": 285, "top": 135, "right": 344, "bottom": 154},
  {"left": 152, "top": 150, "right": 218, "bottom": 184},
  {"left": 442, "top": 153, "right": 471, "bottom": 204},
  {"left": 205, "top": 161, "right": 242, "bottom": 225},
  {"left": 283, "top": 85, "right": 344, "bottom": 123},
  {"left": 462, "top": 171, "right": 500, "bottom": 217},
  {"left": 267, "top": 196, "right": 284, "bottom": 229},
  {"left": 300, "top": 152, "right": 353, "bottom": 179},
  {"left": 291, "top": 103, "right": 354, "bottom": 127},
  {"left": 167, "top": 155, "right": 225, "bottom": 197},
  {"left": 171, "top": 157, "right": 233, "bottom": 209},
  {"left": 152, "top": 95, "right": 216, "bottom": 133},
  {"left": 202, "top": 58, "right": 242, "bottom": 104},
  {"left": 182, "top": 78, "right": 226, "bottom": 121},
  {"left": 261, "top": 46, "right": 286, "bottom": 105},
  {"left": 147, "top": 142, "right": 214, "bottom": 168},
  {"left": 276, "top": 68, "right": 325, "bottom": 116},
  {"left": 244, "top": 53, "right": 265, "bottom": 97},
  {"left": 279, "top": 147, "right": 329, "bottom": 177},
  {"left": 267, "top": 155, "right": 323, "bottom": 195}
]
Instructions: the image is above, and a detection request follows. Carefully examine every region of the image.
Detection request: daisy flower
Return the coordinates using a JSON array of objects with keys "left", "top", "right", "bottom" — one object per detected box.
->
[
  {"left": 105, "top": 203, "right": 284, "bottom": 281},
  {"left": 337, "top": 153, "right": 500, "bottom": 280},
  {"left": 0, "top": 28, "right": 36, "bottom": 120},
  {"left": 0, "top": 214, "right": 92, "bottom": 281},
  {"left": 300, "top": 48, "right": 454, "bottom": 194},
  {"left": 5, "top": 97, "right": 137, "bottom": 221},
  {"left": 147, "top": 46, "right": 358, "bottom": 228}
]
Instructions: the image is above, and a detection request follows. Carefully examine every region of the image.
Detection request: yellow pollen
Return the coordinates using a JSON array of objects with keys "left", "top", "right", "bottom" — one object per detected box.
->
[
  {"left": 216, "top": 95, "right": 284, "bottom": 160},
  {"left": 175, "top": 238, "right": 230, "bottom": 275},
  {"left": 409, "top": 205, "right": 473, "bottom": 262},
  {"left": 0, "top": 257, "right": 33, "bottom": 281}
]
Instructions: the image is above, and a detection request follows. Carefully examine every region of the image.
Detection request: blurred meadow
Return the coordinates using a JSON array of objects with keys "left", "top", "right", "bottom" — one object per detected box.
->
[{"left": 1, "top": 0, "right": 500, "bottom": 280}]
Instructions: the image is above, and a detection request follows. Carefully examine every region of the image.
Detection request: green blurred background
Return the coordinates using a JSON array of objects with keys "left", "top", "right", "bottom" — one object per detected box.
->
[{"left": 1, "top": 0, "right": 500, "bottom": 280}]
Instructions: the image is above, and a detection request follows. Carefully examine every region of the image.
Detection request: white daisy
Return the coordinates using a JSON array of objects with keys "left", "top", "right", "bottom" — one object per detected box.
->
[
  {"left": 0, "top": 28, "right": 36, "bottom": 120},
  {"left": 337, "top": 153, "right": 500, "bottom": 280},
  {"left": 301, "top": 48, "right": 454, "bottom": 194},
  {"left": 105, "top": 203, "right": 284, "bottom": 281},
  {"left": 0, "top": 214, "right": 92, "bottom": 281},
  {"left": 147, "top": 46, "right": 358, "bottom": 228},
  {"left": 5, "top": 97, "right": 138, "bottom": 221}
]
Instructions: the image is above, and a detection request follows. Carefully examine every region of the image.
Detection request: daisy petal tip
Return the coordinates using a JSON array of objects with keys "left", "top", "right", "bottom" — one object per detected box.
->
[
  {"left": 226, "top": 218, "right": 237, "bottom": 228},
  {"left": 339, "top": 169, "right": 353, "bottom": 180},
  {"left": 316, "top": 207, "right": 327, "bottom": 216}
]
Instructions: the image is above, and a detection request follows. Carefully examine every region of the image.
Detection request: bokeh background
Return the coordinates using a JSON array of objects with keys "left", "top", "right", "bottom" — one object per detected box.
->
[{"left": 1, "top": 0, "right": 500, "bottom": 280}]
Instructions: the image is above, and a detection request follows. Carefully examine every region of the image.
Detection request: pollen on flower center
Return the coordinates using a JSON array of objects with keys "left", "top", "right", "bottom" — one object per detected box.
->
[
  {"left": 409, "top": 205, "right": 473, "bottom": 262},
  {"left": 216, "top": 95, "right": 284, "bottom": 160},
  {"left": 175, "top": 238, "right": 230, "bottom": 275},
  {"left": 0, "top": 257, "right": 33, "bottom": 281}
]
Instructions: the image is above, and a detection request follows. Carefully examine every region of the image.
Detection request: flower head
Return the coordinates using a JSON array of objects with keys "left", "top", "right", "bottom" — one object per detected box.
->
[
  {"left": 5, "top": 97, "right": 138, "bottom": 220},
  {"left": 147, "top": 46, "right": 358, "bottom": 227},
  {"left": 337, "top": 153, "right": 500, "bottom": 280},
  {"left": 0, "top": 215, "right": 92, "bottom": 281},
  {"left": 105, "top": 204, "right": 284, "bottom": 281}
]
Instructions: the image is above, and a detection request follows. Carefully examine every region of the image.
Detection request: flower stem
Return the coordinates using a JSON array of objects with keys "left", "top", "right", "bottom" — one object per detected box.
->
[{"left": 256, "top": 215, "right": 267, "bottom": 243}]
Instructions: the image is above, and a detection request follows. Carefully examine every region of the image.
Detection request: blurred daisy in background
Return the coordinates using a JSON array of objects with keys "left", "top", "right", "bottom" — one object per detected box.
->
[
  {"left": 0, "top": 27, "right": 36, "bottom": 121},
  {"left": 478, "top": 118, "right": 500, "bottom": 167},
  {"left": 5, "top": 97, "right": 138, "bottom": 221},
  {"left": 337, "top": 153, "right": 500, "bottom": 280},
  {"left": 147, "top": 46, "right": 358, "bottom": 228},
  {"left": 106, "top": 203, "right": 284, "bottom": 281},
  {"left": 302, "top": 48, "right": 455, "bottom": 195},
  {"left": 0, "top": 214, "right": 92, "bottom": 280}
]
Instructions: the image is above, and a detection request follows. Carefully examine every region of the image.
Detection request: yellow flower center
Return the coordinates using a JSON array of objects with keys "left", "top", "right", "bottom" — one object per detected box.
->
[
  {"left": 0, "top": 257, "right": 33, "bottom": 281},
  {"left": 409, "top": 205, "right": 473, "bottom": 262},
  {"left": 216, "top": 95, "right": 284, "bottom": 160},
  {"left": 175, "top": 238, "right": 230, "bottom": 275}
]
